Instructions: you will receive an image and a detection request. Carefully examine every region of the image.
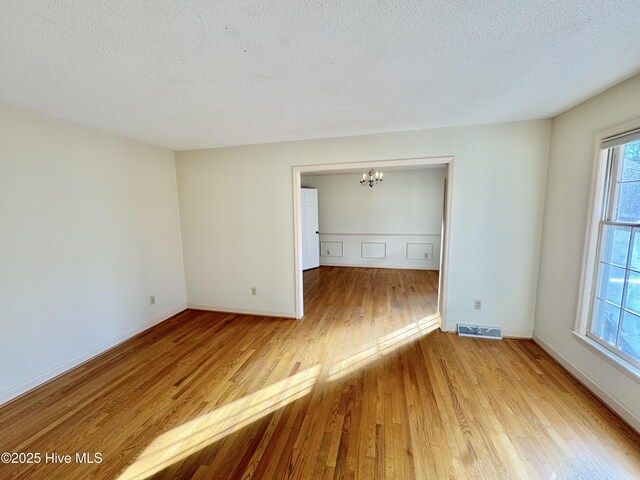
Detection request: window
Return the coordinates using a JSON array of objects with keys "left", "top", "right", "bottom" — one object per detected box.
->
[{"left": 587, "top": 132, "right": 640, "bottom": 369}]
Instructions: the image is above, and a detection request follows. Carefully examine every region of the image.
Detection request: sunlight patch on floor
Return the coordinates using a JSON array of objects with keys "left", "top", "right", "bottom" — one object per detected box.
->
[
  {"left": 118, "top": 314, "right": 440, "bottom": 479},
  {"left": 117, "top": 365, "right": 320, "bottom": 480},
  {"left": 327, "top": 314, "right": 440, "bottom": 381}
]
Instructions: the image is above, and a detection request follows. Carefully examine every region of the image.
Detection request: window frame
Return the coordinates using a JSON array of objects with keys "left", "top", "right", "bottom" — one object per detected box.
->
[{"left": 575, "top": 118, "right": 640, "bottom": 377}]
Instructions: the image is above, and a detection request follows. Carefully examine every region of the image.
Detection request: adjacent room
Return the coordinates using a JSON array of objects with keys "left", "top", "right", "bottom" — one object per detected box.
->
[
  {"left": 1, "top": 1, "right": 639, "bottom": 479},
  {"left": 299, "top": 164, "right": 446, "bottom": 324}
]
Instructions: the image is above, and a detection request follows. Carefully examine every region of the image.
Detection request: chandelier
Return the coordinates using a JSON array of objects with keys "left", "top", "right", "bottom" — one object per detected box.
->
[{"left": 360, "top": 168, "right": 384, "bottom": 187}]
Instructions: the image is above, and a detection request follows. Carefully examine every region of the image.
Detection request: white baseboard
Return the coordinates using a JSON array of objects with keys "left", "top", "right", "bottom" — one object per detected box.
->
[
  {"left": 319, "top": 262, "right": 439, "bottom": 271},
  {"left": 187, "top": 303, "right": 297, "bottom": 319},
  {"left": 0, "top": 303, "right": 188, "bottom": 407},
  {"left": 532, "top": 333, "right": 640, "bottom": 434},
  {"left": 502, "top": 328, "right": 533, "bottom": 339}
]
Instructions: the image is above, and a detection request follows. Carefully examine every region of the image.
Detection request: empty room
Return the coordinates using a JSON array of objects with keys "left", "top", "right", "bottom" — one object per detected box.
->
[
  {"left": 298, "top": 164, "right": 445, "bottom": 331},
  {"left": 1, "top": 1, "right": 639, "bottom": 479}
]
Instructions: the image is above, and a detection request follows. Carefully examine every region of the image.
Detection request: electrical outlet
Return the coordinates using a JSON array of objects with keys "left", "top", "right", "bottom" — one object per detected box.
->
[
  {"left": 327, "top": 250, "right": 330, "bottom": 255},
  {"left": 150, "top": 295, "right": 156, "bottom": 305},
  {"left": 474, "top": 299, "right": 482, "bottom": 310},
  {"left": 251, "top": 287, "right": 257, "bottom": 296}
]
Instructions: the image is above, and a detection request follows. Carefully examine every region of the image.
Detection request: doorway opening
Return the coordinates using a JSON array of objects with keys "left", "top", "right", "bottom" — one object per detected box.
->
[{"left": 292, "top": 157, "right": 454, "bottom": 331}]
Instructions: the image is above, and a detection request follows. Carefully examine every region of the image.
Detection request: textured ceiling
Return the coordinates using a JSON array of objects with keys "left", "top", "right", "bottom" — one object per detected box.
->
[{"left": 1, "top": 1, "right": 639, "bottom": 150}]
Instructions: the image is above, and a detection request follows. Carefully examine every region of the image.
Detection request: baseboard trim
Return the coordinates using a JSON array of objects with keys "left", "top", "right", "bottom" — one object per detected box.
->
[
  {"left": 502, "top": 329, "right": 533, "bottom": 339},
  {"left": 187, "top": 303, "right": 297, "bottom": 319},
  {"left": 319, "top": 262, "right": 439, "bottom": 271},
  {"left": 0, "top": 303, "right": 188, "bottom": 407},
  {"left": 532, "top": 333, "right": 640, "bottom": 434}
]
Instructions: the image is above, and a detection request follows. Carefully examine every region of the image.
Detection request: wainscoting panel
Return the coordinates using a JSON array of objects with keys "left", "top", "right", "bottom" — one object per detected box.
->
[
  {"left": 406, "top": 242, "right": 434, "bottom": 260},
  {"left": 318, "top": 233, "right": 441, "bottom": 270},
  {"left": 320, "top": 241, "right": 343, "bottom": 257},
  {"left": 361, "top": 242, "right": 386, "bottom": 259}
]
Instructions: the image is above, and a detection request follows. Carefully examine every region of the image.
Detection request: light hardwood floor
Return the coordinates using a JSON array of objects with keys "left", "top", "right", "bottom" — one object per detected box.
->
[{"left": 0, "top": 267, "right": 639, "bottom": 479}]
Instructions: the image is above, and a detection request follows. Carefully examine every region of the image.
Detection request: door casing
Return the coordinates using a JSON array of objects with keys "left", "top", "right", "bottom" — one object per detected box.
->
[{"left": 292, "top": 156, "right": 455, "bottom": 331}]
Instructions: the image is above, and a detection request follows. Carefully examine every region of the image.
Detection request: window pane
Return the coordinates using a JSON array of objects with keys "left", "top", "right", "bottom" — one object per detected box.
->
[
  {"left": 621, "top": 140, "right": 640, "bottom": 182},
  {"left": 592, "top": 299, "right": 621, "bottom": 344},
  {"left": 620, "top": 311, "right": 640, "bottom": 362},
  {"left": 624, "top": 270, "right": 640, "bottom": 315},
  {"left": 615, "top": 181, "right": 640, "bottom": 223},
  {"left": 631, "top": 229, "right": 640, "bottom": 271},
  {"left": 596, "top": 263, "right": 626, "bottom": 306},
  {"left": 600, "top": 225, "right": 630, "bottom": 267}
]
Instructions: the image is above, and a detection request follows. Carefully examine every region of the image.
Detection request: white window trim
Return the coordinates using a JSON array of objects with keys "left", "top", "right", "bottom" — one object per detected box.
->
[
  {"left": 574, "top": 117, "right": 640, "bottom": 381},
  {"left": 573, "top": 333, "right": 640, "bottom": 383}
]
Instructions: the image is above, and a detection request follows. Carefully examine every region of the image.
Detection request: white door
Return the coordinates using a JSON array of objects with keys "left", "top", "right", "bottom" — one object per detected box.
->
[{"left": 301, "top": 188, "right": 320, "bottom": 270}]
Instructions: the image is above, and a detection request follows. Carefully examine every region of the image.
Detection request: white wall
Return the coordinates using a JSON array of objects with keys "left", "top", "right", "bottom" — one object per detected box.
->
[
  {"left": 302, "top": 169, "right": 446, "bottom": 234},
  {"left": 534, "top": 74, "right": 640, "bottom": 428},
  {"left": 302, "top": 168, "right": 445, "bottom": 269},
  {"left": 176, "top": 119, "right": 550, "bottom": 337},
  {"left": 0, "top": 103, "right": 187, "bottom": 404}
]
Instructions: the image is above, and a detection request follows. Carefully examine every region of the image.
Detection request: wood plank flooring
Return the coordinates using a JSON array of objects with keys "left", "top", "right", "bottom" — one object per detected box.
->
[{"left": 0, "top": 266, "right": 639, "bottom": 479}]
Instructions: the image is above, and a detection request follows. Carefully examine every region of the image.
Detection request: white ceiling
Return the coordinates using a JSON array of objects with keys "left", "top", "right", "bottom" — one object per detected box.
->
[
  {"left": 1, "top": 1, "right": 639, "bottom": 151},
  {"left": 302, "top": 164, "right": 446, "bottom": 176}
]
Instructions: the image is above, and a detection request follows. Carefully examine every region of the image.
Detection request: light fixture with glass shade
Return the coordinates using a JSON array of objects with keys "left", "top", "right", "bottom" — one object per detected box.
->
[{"left": 360, "top": 168, "right": 384, "bottom": 187}]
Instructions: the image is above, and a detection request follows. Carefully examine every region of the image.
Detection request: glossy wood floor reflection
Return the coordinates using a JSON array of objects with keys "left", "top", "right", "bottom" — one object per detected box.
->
[{"left": 1, "top": 267, "right": 640, "bottom": 479}]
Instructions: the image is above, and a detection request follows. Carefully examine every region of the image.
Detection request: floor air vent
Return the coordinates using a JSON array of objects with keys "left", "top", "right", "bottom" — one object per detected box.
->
[{"left": 457, "top": 324, "right": 502, "bottom": 340}]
